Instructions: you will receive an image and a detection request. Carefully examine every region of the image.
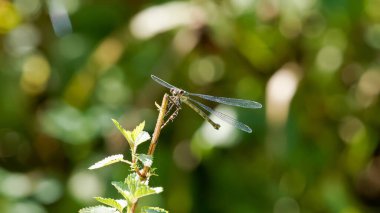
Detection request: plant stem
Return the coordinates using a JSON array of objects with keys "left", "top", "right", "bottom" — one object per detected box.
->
[
  {"left": 140, "top": 93, "right": 169, "bottom": 179},
  {"left": 130, "top": 201, "right": 138, "bottom": 213},
  {"left": 130, "top": 94, "right": 169, "bottom": 213}
]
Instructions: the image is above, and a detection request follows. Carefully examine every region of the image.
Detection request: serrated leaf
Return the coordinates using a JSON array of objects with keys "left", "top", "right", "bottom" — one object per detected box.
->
[
  {"left": 131, "top": 121, "right": 145, "bottom": 142},
  {"left": 141, "top": 206, "right": 168, "bottom": 213},
  {"left": 125, "top": 173, "right": 163, "bottom": 200},
  {"left": 112, "top": 119, "right": 134, "bottom": 147},
  {"left": 135, "top": 131, "right": 151, "bottom": 147},
  {"left": 111, "top": 181, "right": 133, "bottom": 204},
  {"left": 149, "top": 167, "right": 158, "bottom": 176},
  {"left": 112, "top": 174, "right": 163, "bottom": 204},
  {"left": 94, "top": 197, "right": 127, "bottom": 212},
  {"left": 78, "top": 205, "right": 119, "bottom": 213},
  {"left": 89, "top": 154, "right": 124, "bottom": 170},
  {"left": 135, "top": 154, "right": 153, "bottom": 167}
]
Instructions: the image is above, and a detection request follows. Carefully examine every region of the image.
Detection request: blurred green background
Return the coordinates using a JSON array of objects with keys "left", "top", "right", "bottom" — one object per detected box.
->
[{"left": 1, "top": 0, "right": 380, "bottom": 212}]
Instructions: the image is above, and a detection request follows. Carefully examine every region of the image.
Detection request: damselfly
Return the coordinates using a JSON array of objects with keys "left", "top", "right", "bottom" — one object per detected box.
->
[{"left": 151, "top": 75, "right": 262, "bottom": 133}]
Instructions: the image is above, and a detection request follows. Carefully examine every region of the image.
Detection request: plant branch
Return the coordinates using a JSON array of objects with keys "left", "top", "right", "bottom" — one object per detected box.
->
[
  {"left": 130, "top": 201, "right": 138, "bottom": 213},
  {"left": 130, "top": 94, "right": 169, "bottom": 213},
  {"left": 140, "top": 93, "right": 169, "bottom": 180}
]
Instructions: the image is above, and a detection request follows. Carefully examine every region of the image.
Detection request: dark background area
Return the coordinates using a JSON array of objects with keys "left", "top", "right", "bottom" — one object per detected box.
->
[{"left": 1, "top": 0, "right": 380, "bottom": 212}]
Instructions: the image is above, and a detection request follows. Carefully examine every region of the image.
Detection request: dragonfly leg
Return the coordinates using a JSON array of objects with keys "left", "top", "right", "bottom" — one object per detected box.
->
[
  {"left": 164, "top": 102, "right": 175, "bottom": 117},
  {"left": 164, "top": 95, "right": 181, "bottom": 116},
  {"left": 161, "top": 105, "right": 181, "bottom": 129},
  {"left": 168, "top": 95, "right": 180, "bottom": 106}
]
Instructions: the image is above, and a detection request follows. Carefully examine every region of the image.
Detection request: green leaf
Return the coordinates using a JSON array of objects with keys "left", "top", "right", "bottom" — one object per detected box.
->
[
  {"left": 141, "top": 206, "right": 168, "bottom": 213},
  {"left": 149, "top": 167, "right": 158, "bottom": 176},
  {"left": 112, "top": 174, "right": 163, "bottom": 204},
  {"left": 135, "top": 154, "right": 153, "bottom": 167},
  {"left": 135, "top": 131, "right": 151, "bottom": 147},
  {"left": 89, "top": 154, "right": 124, "bottom": 170},
  {"left": 112, "top": 119, "right": 134, "bottom": 147},
  {"left": 131, "top": 121, "right": 145, "bottom": 142},
  {"left": 111, "top": 181, "right": 133, "bottom": 205},
  {"left": 94, "top": 197, "right": 127, "bottom": 212},
  {"left": 125, "top": 173, "right": 163, "bottom": 200},
  {"left": 134, "top": 186, "right": 163, "bottom": 199},
  {"left": 78, "top": 205, "right": 119, "bottom": 213}
]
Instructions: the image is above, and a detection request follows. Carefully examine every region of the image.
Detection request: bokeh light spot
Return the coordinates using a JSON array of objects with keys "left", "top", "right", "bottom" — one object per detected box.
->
[
  {"left": 93, "top": 38, "right": 124, "bottom": 73},
  {"left": 316, "top": 46, "right": 343, "bottom": 72},
  {"left": 96, "top": 68, "right": 130, "bottom": 107},
  {"left": 7, "top": 201, "right": 46, "bottom": 213},
  {"left": 355, "top": 68, "right": 380, "bottom": 107},
  {"left": 34, "top": 178, "right": 63, "bottom": 204},
  {"left": 14, "top": 0, "right": 41, "bottom": 18},
  {"left": 338, "top": 116, "right": 364, "bottom": 144},
  {"left": 0, "top": 173, "right": 32, "bottom": 198},
  {"left": 130, "top": 2, "right": 206, "bottom": 39},
  {"left": 266, "top": 63, "right": 301, "bottom": 127},
  {"left": 20, "top": 54, "right": 51, "bottom": 95},
  {"left": 323, "top": 29, "right": 347, "bottom": 50},
  {"left": 229, "top": 0, "right": 255, "bottom": 15},
  {"left": 358, "top": 69, "right": 380, "bottom": 96},
  {"left": 0, "top": 2, "right": 21, "bottom": 33},
  {"left": 188, "top": 55, "right": 224, "bottom": 86},
  {"left": 274, "top": 197, "right": 299, "bottom": 213},
  {"left": 40, "top": 102, "right": 100, "bottom": 144},
  {"left": 68, "top": 170, "right": 104, "bottom": 203},
  {"left": 4, "top": 24, "right": 40, "bottom": 56},
  {"left": 279, "top": 14, "right": 302, "bottom": 38}
]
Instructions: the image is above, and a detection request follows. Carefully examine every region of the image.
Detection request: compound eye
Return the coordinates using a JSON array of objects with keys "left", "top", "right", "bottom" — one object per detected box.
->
[{"left": 179, "top": 90, "right": 185, "bottom": 95}]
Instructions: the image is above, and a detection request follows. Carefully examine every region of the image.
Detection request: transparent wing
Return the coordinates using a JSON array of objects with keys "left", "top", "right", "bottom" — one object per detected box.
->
[
  {"left": 187, "top": 97, "right": 252, "bottom": 133},
  {"left": 188, "top": 93, "right": 262, "bottom": 109},
  {"left": 151, "top": 75, "right": 177, "bottom": 90}
]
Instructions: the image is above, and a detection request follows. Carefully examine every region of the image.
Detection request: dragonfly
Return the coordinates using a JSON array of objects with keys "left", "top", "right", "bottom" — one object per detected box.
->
[{"left": 151, "top": 75, "right": 262, "bottom": 133}]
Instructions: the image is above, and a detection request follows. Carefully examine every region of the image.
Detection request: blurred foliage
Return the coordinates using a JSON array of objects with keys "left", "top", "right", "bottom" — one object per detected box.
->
[{"left": 1, "top": 0, "right": 380, "bottom": 212}]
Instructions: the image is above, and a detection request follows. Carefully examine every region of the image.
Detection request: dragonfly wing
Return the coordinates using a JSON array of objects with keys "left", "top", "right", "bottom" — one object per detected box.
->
[
  {"left": 187, "top": 97, "right": 252, "bottom": 133},
  {"left": 151, "top": 75, "right": 177, "bottom": 90},
  {"left": 188, "top": 93, "right": 262, "bottom": 109}
]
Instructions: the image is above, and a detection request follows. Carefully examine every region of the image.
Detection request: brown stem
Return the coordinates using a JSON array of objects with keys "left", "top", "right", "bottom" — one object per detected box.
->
[
  {"left": 140, "top": 94, "right": 169, "bottom": 180},
  {"left": 130, "top": 201, "right": 138, "bottom": 213},
  {"left": 130, "top": 94, "right": 168, "bottom": 212}
]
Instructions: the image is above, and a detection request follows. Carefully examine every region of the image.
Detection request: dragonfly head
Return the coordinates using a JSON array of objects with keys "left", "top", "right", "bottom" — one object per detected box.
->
[{"left": 170, "top": 88, "right": 185, "bottom": 96}]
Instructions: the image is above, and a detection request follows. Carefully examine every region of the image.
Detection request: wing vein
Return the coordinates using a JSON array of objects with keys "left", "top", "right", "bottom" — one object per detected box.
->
[
  {"left": 188, "top": 93, "right": 262, "bottom": 109},
  {"left": 187, "top": 97, "right": 252, "bottom": 133}
]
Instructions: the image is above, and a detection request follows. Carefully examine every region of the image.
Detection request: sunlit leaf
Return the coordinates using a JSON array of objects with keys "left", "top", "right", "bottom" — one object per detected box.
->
[
  {"left": 135, "top": 131, "right": 151, "bottom": 147},
  {"left": 78, "top": 205, "right": 119, "bottom": 213},
  {"left": 111, "top": 181, "right": 133, "bottom": 204},
  {"left": 111, "top": 119, "right": 134, "bottom": 147},
  {"left": 89, "top": 154, "right": 124, "bottom": 170},
  {"left": 94, "top": 197, "right": 127, "bottom": 212},
  {"left": 125, "top": 173, "right": 163, "bottom": 200},
  {"left": 135, "top": 154, "right": 153, "bottom": 167},
  {"left": 131, "top": 121, "right": 145, "bottom": 142},
  {"left": 141, "top": 206, "right": 168, "bottom": 213}
]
